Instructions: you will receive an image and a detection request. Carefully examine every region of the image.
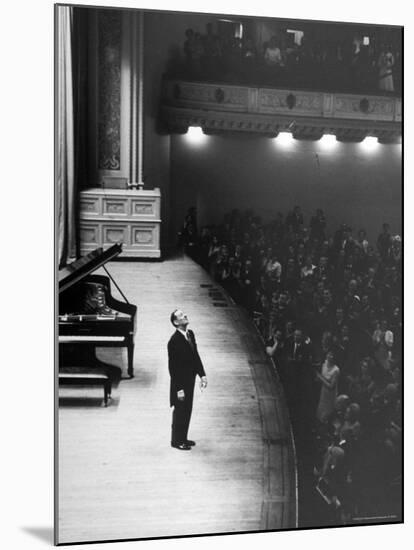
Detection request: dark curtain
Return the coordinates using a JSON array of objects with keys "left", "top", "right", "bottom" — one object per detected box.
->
[
  {"left": 56, "top": 5, "right": 76, "bottom": 267},
  {"left": 57, "top": 5, "right": 89, "bottom": 267}
]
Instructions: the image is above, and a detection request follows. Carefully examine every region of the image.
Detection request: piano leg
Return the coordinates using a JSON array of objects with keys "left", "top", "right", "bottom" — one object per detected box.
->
[
  {"left": 127, "top": 340, "right": 134, "bottom": 378},
  {"left": 103, "top": 379, "right": 112, "bottom": 406}
]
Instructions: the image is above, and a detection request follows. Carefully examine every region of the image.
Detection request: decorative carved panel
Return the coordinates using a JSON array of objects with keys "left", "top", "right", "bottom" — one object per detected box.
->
[
  {"left": 98, "top": 10, "right": 122, "bottom": 171},
  {"left": 334, "top": 95, "right": 394, "bottom": 120},
  {"left": 170, "top": 82, "right": 249, "bottom": 111},
  {"left": 133, "top": 229, "right": 154, "bottom": 245},
  {"left": 79, "top": 189, "right": 161, "bottom": 257},
  {"left": 80, "top": 199, "right": 99, "bottom": 214},
  {"left": 103, "top": 225, "right": 127, "bottom": 244},
  {"left": 258, "top": 89, "right": 322, "bottom": 115},
  {"left": 104, "top": 200, "right": 127, "bottom": 215},
  {"left": 135, "top": 204, "right": 153, "bottom": 214},
  {"left": 131, "top": 201, "right": 156, "bottom": 216},
  {"left": 223, "top": 87, "right": 248, "bottom": 107},
  {"left": 258, "top": 90, "right": 284, "bottom": 110},
  {"left": 80, "top": 225, "right": 99, "bottom": 244}
]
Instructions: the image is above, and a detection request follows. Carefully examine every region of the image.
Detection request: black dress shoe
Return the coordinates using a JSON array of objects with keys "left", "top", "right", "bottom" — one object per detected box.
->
[
  {"left": 185, "top": 440, "right": 196, "bottom": 446},
  {"left": 171, "top": 442, "right": 191, "bottom": 450}
]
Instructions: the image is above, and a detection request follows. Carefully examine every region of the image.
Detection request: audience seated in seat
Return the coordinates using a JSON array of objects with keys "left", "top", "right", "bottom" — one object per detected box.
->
[{"left": 190, "top": 202, "right": 401, "bottom": 523}]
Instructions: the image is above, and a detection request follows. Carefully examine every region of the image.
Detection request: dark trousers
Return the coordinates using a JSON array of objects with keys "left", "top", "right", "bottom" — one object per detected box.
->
[
  {"left": 171, "top": 384, "right": 194, "bottom": 444},
  {"left": 283, "top": 360, "right": 313, "bottom": 425}
]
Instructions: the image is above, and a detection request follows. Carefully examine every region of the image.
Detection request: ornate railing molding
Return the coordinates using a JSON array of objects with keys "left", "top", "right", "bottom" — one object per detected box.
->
[{"left": 161, "top": 79, "right": 401, "bottom": 142}]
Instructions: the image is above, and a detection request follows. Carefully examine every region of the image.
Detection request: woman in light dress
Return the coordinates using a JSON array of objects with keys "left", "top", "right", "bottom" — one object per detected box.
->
[
  {"left": 316, "top": 350, "right": 340, "bottom": 423},
  {"left": 264, "top": 36, "right": 284, "bottom": 66}
]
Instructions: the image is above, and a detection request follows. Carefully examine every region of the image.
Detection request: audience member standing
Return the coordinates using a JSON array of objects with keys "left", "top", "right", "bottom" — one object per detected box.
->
[
  {"left": 316, "top": 351, "right": 340, "bottom": 423},
  {"left": 202, "top": 23, "right": 221, "bottom": 78},
  {"left": 285, "top": 329, "right": 312, "bottom": 418},
  {"left": 183, "top": 28, "right": 196, "bottom": 76},
  {"left": 377, "top": 45, "right": 395, "bottom": 92},
  {"left": 377, "top": 223, "right": 393, "bottom": 261},
  {"left": 264, "top": 36, "right": 284, "bottom": 66}
]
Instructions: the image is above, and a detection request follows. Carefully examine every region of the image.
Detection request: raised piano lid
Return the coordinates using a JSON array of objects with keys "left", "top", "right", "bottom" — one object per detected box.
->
[{"left": 59, "top": 243, "right": 123, "bottom": 293}]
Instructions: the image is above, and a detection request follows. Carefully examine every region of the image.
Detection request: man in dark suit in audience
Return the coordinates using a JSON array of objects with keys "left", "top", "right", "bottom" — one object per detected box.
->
[
  {"left": 283, "top": 328, "right": 313, "bottom": 422},
  {"left": 168, "top": 309, "right": 208, "bottom": 450}
]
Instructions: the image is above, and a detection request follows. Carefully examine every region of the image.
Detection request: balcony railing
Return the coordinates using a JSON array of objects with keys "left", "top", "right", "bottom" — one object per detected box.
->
[{"left": 161, "top": 78, "right": 401, "bottom": 142}]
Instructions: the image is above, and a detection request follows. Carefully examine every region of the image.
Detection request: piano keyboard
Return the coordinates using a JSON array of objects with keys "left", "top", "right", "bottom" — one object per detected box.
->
[
  {"left": 59, "top": 314, "right": 119, "bottom": 321},
  {"left": 59, "top": 336, "right": 125, "bottom": 342}
]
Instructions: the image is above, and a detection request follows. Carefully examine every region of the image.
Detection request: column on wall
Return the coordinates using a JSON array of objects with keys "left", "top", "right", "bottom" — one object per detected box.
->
[
  {"left": 129, "top": 11, "right": 145, "bottom": 188},
  {"left": 79, "top": 10, "right": 161, "bottom": 258},
  {"left": 88, "top": 9, "right": 144, "bottom": 189}
]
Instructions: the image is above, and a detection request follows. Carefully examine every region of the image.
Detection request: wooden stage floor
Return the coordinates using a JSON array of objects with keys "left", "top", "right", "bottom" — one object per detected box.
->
[{"left": 57, "top": 254, "right": 297, "bottom": 544}]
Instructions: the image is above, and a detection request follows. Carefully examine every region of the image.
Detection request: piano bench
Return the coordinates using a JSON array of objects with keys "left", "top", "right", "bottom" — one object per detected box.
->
[{"left": 59, "top": 367, "right": 112, "bottom": 407}]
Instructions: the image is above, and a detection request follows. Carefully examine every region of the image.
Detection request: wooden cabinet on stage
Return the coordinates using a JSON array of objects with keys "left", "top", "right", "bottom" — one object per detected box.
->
[{"left": 79, "top": 188, "right": 161, "bottom": 258}]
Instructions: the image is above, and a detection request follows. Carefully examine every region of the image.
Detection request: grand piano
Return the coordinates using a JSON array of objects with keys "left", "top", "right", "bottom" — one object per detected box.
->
[{"left": 59, "top": 243, "right": 137, "bottom": 378}]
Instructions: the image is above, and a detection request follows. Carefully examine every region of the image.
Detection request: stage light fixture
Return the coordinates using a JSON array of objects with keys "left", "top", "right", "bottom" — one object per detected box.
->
[
  {"left": 318, "top": 134, "right": 338, "bottom": 150},
  {"left": 360, "top": 136, "right": 380, "bottom": 151},
  {"left": 275, "top": 132, "right": 294, "bottom": 146},
  {"left": 185, "top": 126, "right": 208, "bottom": 145}
]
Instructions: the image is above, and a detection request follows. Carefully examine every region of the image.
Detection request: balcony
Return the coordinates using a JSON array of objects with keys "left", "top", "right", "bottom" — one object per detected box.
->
[{"left": 160, "top": 79, "right": 401, "bottom": 143}]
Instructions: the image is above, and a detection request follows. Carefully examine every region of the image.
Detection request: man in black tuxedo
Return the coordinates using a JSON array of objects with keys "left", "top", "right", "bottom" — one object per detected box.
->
[
  {"left": 168, "top": 309, "right": 208, "bottom": 450},
  {"left": 283, "top": 328, "right": 313, "bottom": 423}
]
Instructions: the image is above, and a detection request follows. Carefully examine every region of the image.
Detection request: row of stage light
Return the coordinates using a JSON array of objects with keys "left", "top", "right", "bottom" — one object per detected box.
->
[{"left": 184, "top": 126, "right": 401, "bottom": 152}]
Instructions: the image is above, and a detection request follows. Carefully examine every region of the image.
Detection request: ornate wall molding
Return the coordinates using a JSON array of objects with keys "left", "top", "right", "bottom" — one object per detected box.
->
[
  {"left": 168, "top": 81, "right": 250, "bottom": 112},
  {"left": 98, "top": 11, "right": 122, "bottom": 170},
  {"left": 79, "top": 188, "right": 161, "bottom": 258},
  {"left": 89, "top": 10, "right": 132, "bottom": 188},
  {"left": 129, "top": 11, "right": 144, "bottom": 186},
  {"left": 161, "top": 105, "right": 401, "bottom": 143},
  {"left": 258, "top": 89, "right": 323, "bottom": 116},
  {"left": 334, "top": 94, "right": 395, "bottom": 121},
  {"left": 161, "top": 79, "right": 401, "bottom": 142}
]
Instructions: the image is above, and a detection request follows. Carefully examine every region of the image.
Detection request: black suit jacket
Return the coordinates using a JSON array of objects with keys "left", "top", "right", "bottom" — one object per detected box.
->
[
  {"left": 168, "top": 329, "right": 206, "bottom": 406},
  {"left": 284, "top": 340, "right": 311, "bottom": 365}
]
